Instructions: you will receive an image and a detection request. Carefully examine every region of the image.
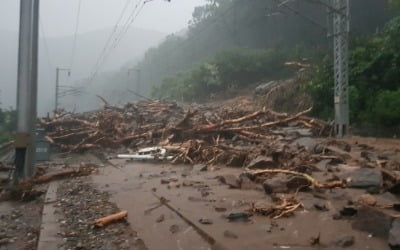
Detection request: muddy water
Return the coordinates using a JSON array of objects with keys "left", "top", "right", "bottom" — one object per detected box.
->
[{"left": 93, "top": 161, "right": 389, "bottom": 250}]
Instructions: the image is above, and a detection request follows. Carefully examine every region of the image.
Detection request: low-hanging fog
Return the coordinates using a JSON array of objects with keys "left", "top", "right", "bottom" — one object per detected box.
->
[{"left": 0, "top": 0, "right": 205, "bottom": 115}]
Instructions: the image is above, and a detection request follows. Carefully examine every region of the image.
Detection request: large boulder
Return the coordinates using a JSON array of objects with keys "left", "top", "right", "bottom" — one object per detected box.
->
[
  {"left": 389, "top": 219, "right": 400, "bottom": 248},
  {"left": 247, "top": 156, "right": 277, "bottom": 169},
  {"left": 219, "top": 174, "right": 240, "bottom": 189},
  {"left": 342, "top": 168, "right": 383, "bottom": 189}
]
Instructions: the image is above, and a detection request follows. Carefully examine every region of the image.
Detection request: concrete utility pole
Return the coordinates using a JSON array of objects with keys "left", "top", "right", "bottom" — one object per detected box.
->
[
  {"left": 331, "top": 0, "right": 350, "bottom": 137},
  {"left": 15, "top": 0, "right": 40, "bottom": 180},
  {"left": 55, "top": 67, "right": 71, "bottom": 113}
]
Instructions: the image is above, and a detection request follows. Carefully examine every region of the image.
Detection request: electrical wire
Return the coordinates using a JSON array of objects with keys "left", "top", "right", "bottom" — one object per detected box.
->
[
  {"left": 39, "top": 18, "right": 53, "bottom": 72},
  {"left": 69, "top": 0, "right": 83, "bottom": 71},
  {"left": 87, "top": 0, "right": 146, "bottom": 86},
  {"left": 89, "top": 0, "right": 135, "bottom": 79}
]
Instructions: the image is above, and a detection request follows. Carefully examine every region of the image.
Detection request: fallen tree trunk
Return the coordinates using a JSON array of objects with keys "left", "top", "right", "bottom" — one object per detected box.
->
[{"left": 94, "top": 210, "right": 128, "bottom": 227}]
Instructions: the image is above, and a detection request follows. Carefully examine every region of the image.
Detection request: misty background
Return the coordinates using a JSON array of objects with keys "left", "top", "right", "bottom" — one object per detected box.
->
[{"left": 0, "top": 0, "right": 205, "bottom": 115}]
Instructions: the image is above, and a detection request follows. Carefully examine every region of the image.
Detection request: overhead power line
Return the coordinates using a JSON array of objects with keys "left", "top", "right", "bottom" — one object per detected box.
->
[
  {"left": 89, "top": 0, "right": 135, "bottom": 79},
  {"left": 39, "top": 19, "right": 53, "bottom": 72},
  {"left": 87, "top": 0, "right": 147, "bottom": 87},
  {"left": 70, "top": 0, "right": 83, "bottom": 71}
]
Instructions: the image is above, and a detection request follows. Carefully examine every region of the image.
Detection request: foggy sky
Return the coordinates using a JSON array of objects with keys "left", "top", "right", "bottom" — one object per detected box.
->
[
  {"left": 0, "top": 0, "right": 205, "bottom": 36},
  {"left": 0, "top": 0, "right": 205, "bottom": 111}
]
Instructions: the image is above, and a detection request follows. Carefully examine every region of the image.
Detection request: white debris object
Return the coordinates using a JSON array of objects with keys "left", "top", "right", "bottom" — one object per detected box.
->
[{"left": 117, "top": 147, "right": 174, "bottom": 161}]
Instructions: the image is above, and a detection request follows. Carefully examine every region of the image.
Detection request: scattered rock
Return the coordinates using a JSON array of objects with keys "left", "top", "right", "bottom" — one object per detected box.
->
[
  {"left": 340, "top": 206, "right": 358, "bottom": 217},
  {"left": 156, "top": 214, "right": 165, "bottom": 223},
  {"left": 314, "top": 201, "right": 329, "bottom": 211},
  {"left": 262, "top": 174, "right": 288, "bottom": 194},
  {"left": 389, "top": 219, "right": 400, "bottom": 248},
  {"left": 343, "top": 168, "right": 383, "bottom": 189},
  {"left": 161, "top": 178, "right": 178, "bottom": 184},
  {"left": 357, "top": 194, "right": 377, "bottom": 206},
  {"left": 247, "top": 156, "right": 276, "bottom": 169},
  {"left": 334, "top": 235, "right": 355, "bottom": 248},
  {"left": 286, "top": 176, "right": 311, "bottom": 190},
  {"left": 223, "top": 230, "right": 238, "bottom": 239},
  {"left": 262, "top": 174, "right": 310, "bottom": 194},
  {"left": 169, "top": 224, "right": 180, "bottom": 234},
  {"left": 214, "top": 207, "right": 227, "bottom": 212},
  {"left": 225, "top": 212, "right": 252, "bottom": 223},
  {"left": 199, "top": 218, "right": 213, "bottom": 225},
  {"left": 219, "top": 175, "right": 240, "bottom": 189},
  {"left": 352, "top": 206, "right": 394, "bottom": 238}
]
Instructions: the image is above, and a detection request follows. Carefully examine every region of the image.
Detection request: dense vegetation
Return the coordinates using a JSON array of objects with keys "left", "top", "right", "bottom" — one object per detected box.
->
[
  {"left": 152, "top": 48, "right": 300, "bottom": 101},
  {"left": 135, "top": 0, "right": 388, "bottom": 97},
  {"left": 308, "top": 16, "right": 400, "bottom": 130},
  {"left": 0, "top": 108, "right": 16, "bottom": 144}
]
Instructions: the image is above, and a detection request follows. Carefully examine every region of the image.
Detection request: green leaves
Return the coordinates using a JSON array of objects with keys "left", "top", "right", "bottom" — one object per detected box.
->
[
  {"left": 308, "top": 15, "right": 400, "bottom": 128},
  {"left": 152, "top": 48, "right": 295, "bottom": 101},
  {"left": 0, "top": 108, "right": 16, "bottom": 144}
]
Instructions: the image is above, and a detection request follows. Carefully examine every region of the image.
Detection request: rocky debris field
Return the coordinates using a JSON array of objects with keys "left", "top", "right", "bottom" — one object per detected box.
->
[
  {"left": 38, "top": 98, "right": 330, "bottom": 167},
  {"left": 55, "top": 177, "right": 146, "bottom": 250},
  {"left": 0, "top": 201, "right": 42, "bottom": 250},
  {"left": 0, "top": 97, "right": 399, "bottom": 249}
]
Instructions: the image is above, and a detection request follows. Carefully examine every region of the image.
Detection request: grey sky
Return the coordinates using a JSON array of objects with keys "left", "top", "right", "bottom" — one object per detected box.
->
[{"left": 0, "top": 0, "right": 205, "bottom": 36}]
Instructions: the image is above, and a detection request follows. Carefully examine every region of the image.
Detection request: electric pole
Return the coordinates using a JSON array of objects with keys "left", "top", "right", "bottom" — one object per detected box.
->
[
  {"left": 331, "top": 0, "right": 350, "bottom": 137},
  {"left": 275, "top": 0, "right": 350, "bottom": 137},
  {"left": 15, "top": 0, "right": 40, "bottom": 181},
  {"left": 55, "top": 67, "right": 71, "bottom": 113}
]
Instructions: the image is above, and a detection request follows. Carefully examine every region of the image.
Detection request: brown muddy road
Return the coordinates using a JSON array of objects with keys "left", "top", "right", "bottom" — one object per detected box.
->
[{"left": 92, "top": 160, "right": 389, "bottom": 250}]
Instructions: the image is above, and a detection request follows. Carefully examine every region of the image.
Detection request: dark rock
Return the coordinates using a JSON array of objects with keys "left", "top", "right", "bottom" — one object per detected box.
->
[
  {"left": 389, "top": 182, "right": 400, "bottom": 195},
  {"left": 334, "top": 235, "right": 355, "bottom": 248},
  {"left": 389, "top": 219, "right": 400, "bottom": 247},
  {"left": 286, "top": 176, "right": 311, "bottom": 191},
  {"left": 156, "top": 214, "right": 165, "bottom": 223},
  {"left": 219, "top": 175, "right": 240, "bottom": 189},
  {"left": 161, "top": 178, "right": 179, "bottom": 185},
  {"left": 169, "top": 225, "right": 180, "bottom": 234},
  {"left": 342, "top": 168, "right": 383, "bottom": 189},
  {"left": 199, "top": 218, "right": 213, "bottom": 225},
  {"left": 352, "top": 206, "right": 394, "bottom": 238},
  {"left": 314, "top": 201, "right": 329, "bottom": 211},
  {"left": 225, "top": 212, "right": 252, "bottom": 223},
  {"left": 247, "top": 156, "right": 276, "bottom": 169},
  {"left": 340, "top": 206, "right": 358, "bottom": 217},
  {"left": 214, "top": 207, "right": 227, "bottom": 212},
  {"left": 262, "top": 174, "right": 288, "bottom": 194},
  {"left": 223, "top": 230, "right": 238, "bottom": 239},
  {"left": 192, "top": 164, "right": 208, "bottom": 172}
]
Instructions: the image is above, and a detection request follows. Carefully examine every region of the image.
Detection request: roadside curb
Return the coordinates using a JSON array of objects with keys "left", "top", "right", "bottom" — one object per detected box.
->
[{"left": 37, "top": 181, "right": 62, "bottom": 250}]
